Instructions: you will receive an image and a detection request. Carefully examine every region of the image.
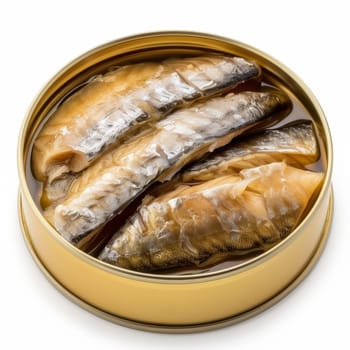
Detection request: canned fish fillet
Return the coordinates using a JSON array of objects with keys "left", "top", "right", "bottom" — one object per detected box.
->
[{"left": 17, "top": 32, "right": 333, "bottom": 332}]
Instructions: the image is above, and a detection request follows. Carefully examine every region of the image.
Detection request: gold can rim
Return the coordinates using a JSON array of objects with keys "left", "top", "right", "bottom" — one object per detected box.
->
[
  {"left": 17, "top": 31, "right": 333, "bottom": 284},
  {"left": 18, "top": 189, "right": 334, "bottom": 332}
]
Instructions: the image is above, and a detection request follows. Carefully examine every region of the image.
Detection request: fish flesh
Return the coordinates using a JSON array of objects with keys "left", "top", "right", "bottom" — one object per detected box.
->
[
  {"left": 46, "top": 90, "right": 291, "bottom": 247},
  {"left": 41, "top": 119, "right": 316, "bottom": 208},
  {"left": 146, "top": 120, "right": 319, "bottom": 199},
  {"left": 181, "top": 120, "right": 319, "bottom": 182},
  {"left": 99, "top": 162, "right": 324, "bottom": 272},
  {"left": 32, "top": 55, "right": 260, "bottom": 186},
  {"left": 37, "top": 55, "right": 261, "bottom": 206},
  {"left": 48, "top": 90, "right": 290, "bottom": 246}
]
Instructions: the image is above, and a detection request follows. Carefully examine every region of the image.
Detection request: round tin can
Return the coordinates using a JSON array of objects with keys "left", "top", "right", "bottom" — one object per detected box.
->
[{"left": 17, "top": 31, "right": 333, "bottom": 333}]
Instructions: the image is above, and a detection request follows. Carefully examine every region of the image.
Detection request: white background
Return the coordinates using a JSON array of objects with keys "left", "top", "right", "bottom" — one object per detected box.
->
[{"left": 1, "top": 1, "right": 348, "bottom": 349}]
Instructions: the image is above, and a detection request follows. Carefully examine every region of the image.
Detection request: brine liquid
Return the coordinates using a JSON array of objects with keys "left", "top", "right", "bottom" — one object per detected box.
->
[{"left": 25, "top": 55, "right": 327, "bottom": 276}]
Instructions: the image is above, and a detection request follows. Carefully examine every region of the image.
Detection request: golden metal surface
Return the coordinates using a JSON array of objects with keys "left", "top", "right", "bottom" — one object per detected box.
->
[
  {"left": 18, "top": 190, "right": 333, "bottom": 333},
  {"left": 17, "top": 31, "right": 333, "bottom": 331}
]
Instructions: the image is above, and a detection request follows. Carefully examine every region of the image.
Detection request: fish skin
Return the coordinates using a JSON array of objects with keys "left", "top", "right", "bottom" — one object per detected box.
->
[
  {"left": 165, "top": 56, "right": 260, "bottom": 94},
  {"left": 32, "top": 55, "right": 260, "bottom": 184},
  {"left": 99, "top": 162, "right": 324, "bottom": 272},
  {"left": 181, "top": 120, "right": 319, "bottom": 182},
  {"left": 47, "top": 90, "right": 291, "bottom": 246}
]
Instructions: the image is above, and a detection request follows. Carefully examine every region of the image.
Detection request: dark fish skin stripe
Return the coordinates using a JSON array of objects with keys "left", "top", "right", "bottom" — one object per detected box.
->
[{"left": 181, "top": 120, "right": 318, "bottom": 180}]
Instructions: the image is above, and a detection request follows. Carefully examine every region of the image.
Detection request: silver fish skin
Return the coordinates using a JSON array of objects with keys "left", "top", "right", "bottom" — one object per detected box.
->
[
  {"left": 182, "top": 120, "right": 319, "bottom": 182},
  {"left": 99, "top": 162, "right": 324, "bottom": 272},
  {"left": 32, "top": 55, "right": 260, "bottom": 184},
  {"left": 49, "top": 90, "right": 290, "bottom": 246}
]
